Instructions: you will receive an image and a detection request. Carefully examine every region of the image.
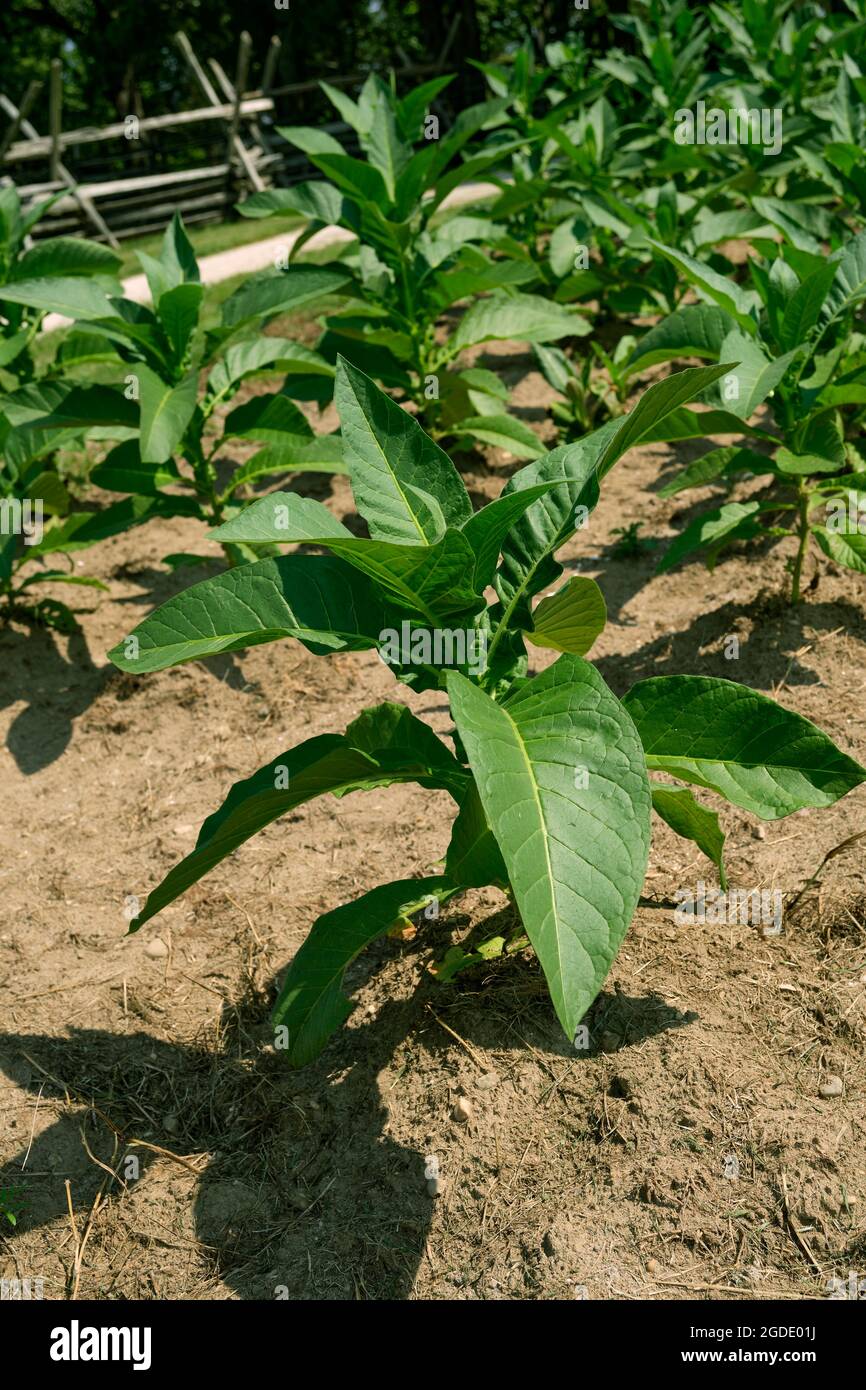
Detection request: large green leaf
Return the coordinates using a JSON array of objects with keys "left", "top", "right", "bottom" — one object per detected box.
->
[
  {"left": 455, "top": 414, "right": 545, "bottom": 459},
  {"left": 238, "top": 181, "right": 345, "bottom": 225},
  {"left": 28, "top": 495, "right": 191, "bottom": 558},
  {"left": 335, "top": 357, "right": 472, "bottom": 543},
  {"left": 460, "top": 482, "right": 565, "bottom": 591},
  {"left": 627, "top": 304, "right": 733, "bottom": 374},
  {"left": 136, "top": 366, "right": 198, "bottom": 464},
  {"left": 656, "top": 501, "right": 762, "bottom": 572},
  {"left": 658, "top": 446, "right": 776, "bottom": 498},
  {"left": 448, "top": 656, "right": 651, "bottom": 1040},
  {"left": 206, "top": 339, "right": 334, "bottom": 402},
  {"left": 647, "top": 240, "right": 761, "bottom": 335},
  {"left": 526, "top": 576, "right": 607, "bottom": 655},
  {"left": 107, "top": 553, "right": 394, "bottom": 673},
  {"left": 306, "top": 152, "right": 391, "bottom": 207},
  {"left": 779, "top": 262, "right": 838, "bottom": 351},
  {"left": 0, "top": 276, "right": 115, "bottom": 321},
  {"left": 819, "top": 228, "right": 866, "bottom": 327},
  {"left": 210, "top": 494, "right": 351, "bottom": 545},
  {"left": 137, "top": 211, "right": 200, "bottom": 305},
  {"left": 224, "top": 438, "right": 347, "bottom": 494},
  {"left": 272, "top": 876, "right": 449, "bottom": 1066},
  {"left": 90, "top": 439, "right": 185, "bottom": 496},
  {"left": 714, "top": 331, "right": 800, "bottom": 419},
  {"left": 8, "top": 385, "right": 138, "bottom": 432},
  {"left": 366, "top": 99, "right": 411, "bottom": 200},
  {"left": 10, "top": 237, "right": 121, "bottom": 281},
  {"left": 636, "top": 406, "right": 770, "bottom": 445},
  {"left": 211, "top": 496, "right": 483, "bottom": 622},
  {"left": 446, "top": 292, "right": 591, "bottom": 358},
  {"left": 493, "top": 428, "right": 615, "bottom": 632},
  {"left": 157, "top": 283, "right": 203, "bottom": 362},
  {"left": 445, "top": 781, "right": 508, "bottom": 888},
  {"left": 330, "top": 532, "right": 484, "bottom": 622},
  {"left": 813, "top": 524, "right": 866, "bottom": 574},
  {"left": 127, "top": 709, "right": 464, "bottom": 933},
  {"left": 651, "top": 785, "right": 728, "bottom": 891},
  {"left": 623, "top": 677, "right": 866, "bottom": 819},
  {"left": 597, "top": 363, "right": 735, "bottom": 477},
  {"left": 222, "top": 391, "right": 313, "bottom": 447},
  {"left": 220, "top": 266, "right": 352, "bottom": 328},
  {"left": 275, "top": 125, "right": 345, "bottom": 157}
]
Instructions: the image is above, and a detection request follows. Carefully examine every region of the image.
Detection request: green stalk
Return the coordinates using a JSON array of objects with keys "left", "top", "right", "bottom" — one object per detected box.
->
[{"left": 790, "top": 481, "right": 810, "bottom": 605}]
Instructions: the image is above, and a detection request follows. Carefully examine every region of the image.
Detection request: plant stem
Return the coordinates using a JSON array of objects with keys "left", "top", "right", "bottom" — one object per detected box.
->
[{"left": 790, "top": 483, "right": 810, "bottom": 604}]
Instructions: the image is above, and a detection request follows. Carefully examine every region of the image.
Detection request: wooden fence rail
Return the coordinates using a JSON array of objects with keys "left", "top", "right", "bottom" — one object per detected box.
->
[{"left": 0, "top": 18, "right": 460, "bottom": 247}]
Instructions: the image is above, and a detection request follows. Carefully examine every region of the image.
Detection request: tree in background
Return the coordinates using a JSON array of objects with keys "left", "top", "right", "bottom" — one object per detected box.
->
[{"left": 0, "top": 0, "right": 601, "bottom": 129}]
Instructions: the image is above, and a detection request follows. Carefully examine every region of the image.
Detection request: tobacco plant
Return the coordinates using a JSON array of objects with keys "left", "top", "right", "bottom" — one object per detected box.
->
[
  {"left": 532, "top": 338, "right": 634, "bottom": 442},
  {"left": 237, "top": 73, "right": 590, "bottom": 457},
  {"left": 0, "top": 185, "right": 128, "bottom": 626},
  {"left": 2, "top": 213, "right": 350, "bottom": 573},
  {"left": 632, "top": 226, "right": 866, "bottom": 599},
  {"left": 109, "top": 359, "right": 865, "bottom": 1062}
]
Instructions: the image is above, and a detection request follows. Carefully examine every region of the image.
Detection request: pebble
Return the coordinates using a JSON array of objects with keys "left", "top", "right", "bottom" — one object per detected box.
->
[
  {"left": 476, "top": 1072, "right": 499, "bottom": 1091},
  {"left": 819, "top": 1075, "right": 843, "bottom": 1098},
  {"left": 451, "top": 1096, "right": 472, "bottom": 1124},
  {"left": 751, "top": 824, "right": 767, "bottom": 840},
  {"left": 144, "top": 938, "right": 168, "bottom": 958},
  {"left": 646, "top": 1258, "right": 661, "bottom": 1275},
  {"left": 164, "top": 1114, "right": 179, "bottom": 1134}
]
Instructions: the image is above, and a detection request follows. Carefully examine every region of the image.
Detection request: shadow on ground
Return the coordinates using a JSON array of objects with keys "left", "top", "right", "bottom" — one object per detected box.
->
[{"left": 0, "top": 923, "right": 694, "bottom": 1299}]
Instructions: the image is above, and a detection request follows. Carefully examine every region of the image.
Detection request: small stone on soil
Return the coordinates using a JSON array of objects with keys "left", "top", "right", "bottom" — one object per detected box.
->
[
  {"left": 819, "top": 1075, "right": 843, "bottom": 1098},
  {"left": 144, "top": 938, "right": 168, "bottom": 958},
  {"left": 476, "top": 1072, "right": 499, "bottom": 1091},
  {"left": 451, "top": 1096, "right": 472, "bottom": 1123}
]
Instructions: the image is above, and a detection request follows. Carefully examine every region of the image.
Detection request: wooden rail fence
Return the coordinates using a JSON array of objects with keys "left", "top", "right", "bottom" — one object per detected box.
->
[{"left": 0, "top": 18, "right": 461, "bottom": 248}]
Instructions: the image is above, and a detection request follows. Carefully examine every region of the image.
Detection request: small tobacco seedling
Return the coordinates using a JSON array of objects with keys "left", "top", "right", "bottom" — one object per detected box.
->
[
  {"left": 533, "top": 339, "right": 634, "bottom": 442},
  {"left": 610, "top": 521, "right": 659, "bottom": 559},
  {"left": 110, "top": 359, "right": 865, "bottom": 1063},
  {"left": 0, "top": 1185, "right": 27, "bottom": 1228}
]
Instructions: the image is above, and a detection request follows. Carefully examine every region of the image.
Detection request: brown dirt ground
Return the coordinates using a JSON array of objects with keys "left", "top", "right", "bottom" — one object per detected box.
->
[{"left": 1, "top": 330, "right": 865, "bottom": 1303}]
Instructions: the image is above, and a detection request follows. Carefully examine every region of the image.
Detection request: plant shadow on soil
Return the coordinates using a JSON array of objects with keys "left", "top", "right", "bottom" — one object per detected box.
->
[
  {"left": 0, "top": 612, "right": 255, "bottom": 775},
  {"left": 0, "top": 918, "right": 692, "bottom": 1300},
  {"left": 591, "top": 593, "right": 865, "bottom": 697}
]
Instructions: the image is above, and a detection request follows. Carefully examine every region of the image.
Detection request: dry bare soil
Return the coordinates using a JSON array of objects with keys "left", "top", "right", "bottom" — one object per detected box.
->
[{"left": 2, "top": 333, "right": 865, "bottom": 1301}]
